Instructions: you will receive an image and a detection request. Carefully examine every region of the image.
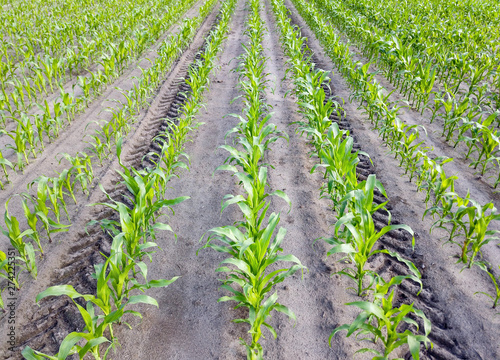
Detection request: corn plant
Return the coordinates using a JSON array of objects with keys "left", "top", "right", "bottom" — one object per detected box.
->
[
  {"left": 311, "top": 123, "right": 368, "bottom": 214},
  {"left": 1, "top": 199, "right": 37, "bottom": 279},
  {"left": 22, "top": 282, "right": 113, "bottom": 360},
  {"left": 59, "top": 152, "right": 94, "bottom": 194},
  {"left": 0, "top": 149, "right": 13, "bottom": 189},
  {"left": 203, "top": 212, "right": 303, "bottom": 359},
  {"left": 19, "top": 195, "right": 44, "bottom": 255},
  {"left": 454, "top": 200, "right": 500, "bottom": 268},
  {"left": 470, "top": 122, "right": 500, "bottom": 176},
  {"left": 2, "top": 122, "right": 30, "bottom": 171},
  {"left": 330, "top": 276, "right": 432, "bottom": 359},
  {"left": 22, "top": 256, "right": 166, "bottom": 360},
  {"left": 475, "top": 263, "right": 500, "bottom": 309},
  {"left": 56, "top": 168, "right": 79, "bottom": 205},
  {"left": 426, "top": 191, "right": 470, "bottom": 243},
  {"left": 328, "top": 206, "right": 417, "bottom": 296},
  {"left": 27, "top": 176, "right": 70, "bottom": 241}
]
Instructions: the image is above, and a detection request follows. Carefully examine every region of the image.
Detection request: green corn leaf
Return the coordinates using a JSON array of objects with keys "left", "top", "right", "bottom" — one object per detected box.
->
[
  {"left": 36, "top": 285, "right": 94, "bottom": 303},
  {"left": 127, "top": 295, "right": 159, "bottom": 307}
]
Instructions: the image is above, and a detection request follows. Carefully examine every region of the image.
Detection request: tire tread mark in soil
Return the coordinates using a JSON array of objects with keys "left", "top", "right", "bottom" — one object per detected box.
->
[
  {"left": 320, "top": 71, "right": 468, "bottom": 360},
  {"left": 285, "top": 13, "right": 468, "bottom": 360},
  {"left": 7, "top": 10, "right": 227, "bottom": 360}
]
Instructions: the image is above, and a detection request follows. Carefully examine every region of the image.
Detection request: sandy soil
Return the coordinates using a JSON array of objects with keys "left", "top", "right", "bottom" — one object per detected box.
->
[
  {"left": 0, "top": 0, "right": 201, "bottom": 183},
  {"left": 0, "top": 0, "right": 220, "bottom": 357},
  {"left": 1, "top": 0, "right": 499, "bottom": 359},
  {"left": 284, "top": 0, "right": 500, "bottom": 358}
]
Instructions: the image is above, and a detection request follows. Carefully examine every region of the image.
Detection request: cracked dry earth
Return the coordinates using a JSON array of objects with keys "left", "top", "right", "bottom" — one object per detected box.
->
[{"left": 1, "top": 0, "right": 499, "bottom": 359}]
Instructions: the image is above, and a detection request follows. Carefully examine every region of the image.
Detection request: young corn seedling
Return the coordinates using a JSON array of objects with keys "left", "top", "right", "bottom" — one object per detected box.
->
[
  {"left": 23, "top": 281, "right": 116, "bottom": 359},
  {"left": 23, "top": 170, "right": 183, "bottom": 360},
  {"left": 27, "top": 176, "right": 70, "bottom": 242},
  {"left": 471, "top": 122, "right": 500, "bottom": 176},
  {"left": 455, "top": 200, "right": 500, "bottom": 268},
  {"left": 475, "top": 263, "right": 500, "bottom": 309},
  {"left": 338, "top": 174, "right": 390, "bottom": 220},
  {"left": 106, "top": 107, "right": 131, "bottom": 136},
  {"left": 427, "top": 192, "right": 470, "bottom": 243},
  {"left": 20, "top": 195, "right": 44, "bottom": 255},
  {"left": 1, "top": 199, "right": 37, "bottom": 279},
  {"left": 59, "top": 152, "right": 94, "bottom": 193},
  {"left": 44, "top": 178, "right": 64, "bottom": 223},
  {"left": 0, "top": 149, "right": 13, "bottom": 189},
  {"left": 3, "top": 122, "right": 30, "bottom": 171},
  {"left": 311, "top": 123, "right": 368, "bottom": 214},
  {"left": 294, "top": 70, "right": 340, "bottom": 151},
  {"left": 92, "top": 179, "right": 185, "bottom": 261},
  {"left": 328, "top": 206, "right": 418, "bottom": 296},
  {"left": 86, "top": 132, "right": 108, "bottom": 166},
  {"left": 330, "top": 276, "right": 432, "bottom": 359},
  {"left": 91, "top": 139, "right": 189, "bottom": 260},
  {"left": 103, "top": 233, "right": 179, "bottom": 312},
  {"left": 202, "top": 213, "right": 303, "bottom": 360},
  {"left": 50, "top": 175, "right": 72, "bottom": 222},
  {"left": 78, "top": 76, "right": 93, "bottom": 107}
]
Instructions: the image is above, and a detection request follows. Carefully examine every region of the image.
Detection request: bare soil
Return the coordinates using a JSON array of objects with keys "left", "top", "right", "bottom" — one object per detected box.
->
[{"left": 1, "top": 0, "right": 499, "bottom": 359}]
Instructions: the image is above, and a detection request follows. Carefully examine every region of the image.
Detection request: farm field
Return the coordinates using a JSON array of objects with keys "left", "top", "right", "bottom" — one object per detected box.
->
[{"left": 0, "top": 0, "right": 499, "bottom": 359}]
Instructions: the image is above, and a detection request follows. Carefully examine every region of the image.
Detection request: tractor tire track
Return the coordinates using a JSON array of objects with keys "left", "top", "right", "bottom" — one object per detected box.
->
[
  {"left": 1, "top": 3, "right": 225, "bottom": 358},
  {"left": 283, "top": 0, "right": 500, "bottom": 358}
]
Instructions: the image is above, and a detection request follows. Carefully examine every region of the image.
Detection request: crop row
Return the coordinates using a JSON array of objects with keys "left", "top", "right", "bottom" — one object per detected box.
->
[
  {"left": 0, "top": 0, "right": 198, "bottom": 183},
  {"left": 18, "top": 0, "right": 237, "bottom": 358},
  {"left": 308, "top": 0, "right": 500, "bottom": 184},
  {"left": 270, "top": 0, "right": 433, "bottom": 357},
  {"left": 0, "top": 0, "right": 217, "bottom": 312},
  {"left": 290, "top": 0, "right": 500, "bottom": 308},
  {"left": 201, "top": 1, "right": 303, "bottom": 358}
]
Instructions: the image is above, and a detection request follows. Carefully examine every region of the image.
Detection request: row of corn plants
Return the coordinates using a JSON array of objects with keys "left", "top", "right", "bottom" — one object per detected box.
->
[
  {"left": 0, "top": 0, "right": 200, "bottom": 182},
  {"left": 0, "top": 0, "right": 201, "bottom": 180},
  {"left": 309, "top": 0, "right": 500, "bottom": 186},
  {"left": 0, "top": 0, "right": 129, "bottom": 64},
  {"left": 0, "top": 0, "right": 179, "bottom": 101},
  {"left": 201, "top": 1, "right": 303, "bottom": 358},
  {"left": 310, "top": 0, "right": 499, "bottom": 110},
  {"left": 338, "top": 0, "right": 500, "bottom": 107},
  {"left": 270, "top": 0, "right": 433, "bottom": 357},
  {"left": 22, "top": 137, "right": 188, "bottom": 359},
  {"left": 0, "top": 0, "right": 218, "bottom": 312},
  {"left": 19, "top": 0, "right": 238, "bottom": 357},
  {"left": 290, "top": 0, "right": 500, "bottom": 309}
]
